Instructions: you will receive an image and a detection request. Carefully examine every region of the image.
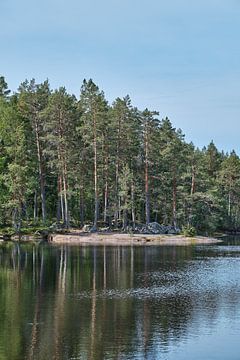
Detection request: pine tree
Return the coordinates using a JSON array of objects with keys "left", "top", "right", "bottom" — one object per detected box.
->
[
  {"left": 0, "top": 76, "right": 11, "bottom": 98},
  {"left": 0, "top": 98, "right": 32, "bottom": 231},
  {"left": 110, "top": 96, "right": 141, "bottom": 227},
  {"left": 17, "top": 79, "right": 50, "bottom": 223},
  {"left": 79, "top": 79, "right": 108, "bottom": 230},
  {"left": 218, "top": 151, "right": 240, "bottom": 228},
  {"left": 43, "top": 87, "right": 77, "bottom": 227},
  {"left": 141, "top": 109, "right": 160, "bottom": 224},
  {"left": 159, "top": 118, "right": 187, "bottom": 228},
  {"left": 0, "top": 74, "right": 239, "bottom": 235}
]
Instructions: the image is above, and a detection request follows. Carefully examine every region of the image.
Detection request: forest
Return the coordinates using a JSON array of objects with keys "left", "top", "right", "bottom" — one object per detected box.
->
[{"left": 0, "top": 75, "right": 239, "bottom": 235}]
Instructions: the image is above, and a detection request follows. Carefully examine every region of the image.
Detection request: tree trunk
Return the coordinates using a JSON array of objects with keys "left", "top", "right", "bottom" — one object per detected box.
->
[
  {"left": 114, "top": 116, "right": 122, "bottom": 227},
  {"left": 188, "top": 164, "right": 196, "bottom": 225},
  {"left": 33, "top": 190, "right": 38, "bottom": 222},
  {"left": 58, "top": 109, "right": 69, "bottom": 228},
  {"left": 131, "top": 179, "right": 136, "bottom": 230},
  {"left": 145, "top": 126, "right": 150, "bottom": 224},
  {"left": 40, "top": 174, "right": 46, "bottom": 223},
  {"left": 93, "top": 113, "right": 98, "bottom": 230},
  {"left": 58, "top": 175, "right": 65, "bottom": 223},
  {"left": 57, "top": 175, "right": 62, "bottom": 224},
  {"left": 228, "top": 191, "right": 232, "bottom": 218},
  {"left": 114, "top": 138, "right": 120, "bottom": 227},
  {"left": 57, "top": 197, "right": 61, "bottom": 224},
  {"left": 12, "top": 207, "right": 17, "bottom": 231},
  {"left": 103, "top": 149, "right": 109, "bottom": 225},
  {"left": 62, "top": 163, "right": 69, "bottom": 228},
  {"left": 79, "top": 186, "right": 84, "bottom": 228},
  {"left": 191, "top": 165, "right": 196, "bottom": 196},
  {"left": 123, "top": 208, "right": 127, "bottom": 231},
  {"left": 34, "top": 117, "right": 46, "bottom": 222},
  {"left": 104, "top": 180, "right": 108, "bottom": 225},
  {"left": 172, "top": 166, "right": 177, "bottom": 228}
]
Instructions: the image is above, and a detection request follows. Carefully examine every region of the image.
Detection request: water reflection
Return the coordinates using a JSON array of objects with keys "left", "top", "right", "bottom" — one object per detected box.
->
[{"left": 0, "top": 241, "right": 239, "bottom": 359}]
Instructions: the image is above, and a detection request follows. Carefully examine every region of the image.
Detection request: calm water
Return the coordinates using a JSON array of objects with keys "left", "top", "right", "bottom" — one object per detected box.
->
[{"left": 0, "top": 237, "right": 240, "bottom": 360}]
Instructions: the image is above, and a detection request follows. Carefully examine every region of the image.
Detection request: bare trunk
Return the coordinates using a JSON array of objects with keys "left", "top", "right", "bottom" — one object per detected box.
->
[
  {"left": 114, "top": 147, "right": 119, "bottom": 227},
  {"left": 57, "top": 198, "right": 61, "bottom": 224},
  {"left": 93, "top": 114, "right": 98, "bottom": 230},
  {"left": 79, "top": 186, "right": 84, "bottom": 227},
  {"left": 57, "top": 176, "right": 61, "bottom": 223},
  {"left": 59, "top": 175, "right": 65, "bottom": 223},
  {"left": 40, "top": 175, "right": 46, "bottom": 222},
  {"left": 153, "top": 196, "right": 158, "bottom": 222},
  {"left": 12, "top": 207, "right": 17, "bottom": 231},
  {"left": 58, "top": 109, "right": 69, "bottom": 228},
  {"left": 33, "top": 190, "right": 38, "bottom": 222},
  {"left": 228, "top": 191, "right": 231, "bottom": 218},
  {"left": 188, "top": 165, "right": 196, "bottom": 225},
  {"left": 131, "top": 179, "right": 136, "bottom": 230},
  {"left": 62, "top": 164, "right": 69, "bottom": 228},
  {"left": 145, "top": 127, "right": 150, "bottom": 224},
  {"left": 172, "top": 166, "right": 177, "bottom": 228},
  {"left": 118, "top": 197, "right": 121, "bottom": 221},
  {"left": 35, "top": 118, "right": 46, "bottom": 222},
  {"left": 123, "top": 208, "right": 127, "bottom": 231},
  {"left": 103, "top": 150, "right": 109, "bottom": 225},
  {"left": 104, "top": 180, "right": 108, "bottom": 225},
  {"left": 191, "top": 165, "right": 196, "bottom": 196},
  {"left": 114, "top": 116, "right": 122, "bottom": 227}
]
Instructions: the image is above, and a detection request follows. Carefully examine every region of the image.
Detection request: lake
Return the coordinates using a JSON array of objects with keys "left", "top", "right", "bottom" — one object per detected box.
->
[{"left": 0, "top": 236, "right": 239, "bottom": 359}]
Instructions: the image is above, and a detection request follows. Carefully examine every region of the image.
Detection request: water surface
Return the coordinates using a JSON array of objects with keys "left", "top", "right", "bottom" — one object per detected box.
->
[{"left": 0, "top": 236, "right": 239, "bottom": 359}]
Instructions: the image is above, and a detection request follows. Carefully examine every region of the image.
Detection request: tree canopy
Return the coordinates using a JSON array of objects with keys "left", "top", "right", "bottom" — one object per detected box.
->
[{"left": 0, "top": 75, "right": 239, "bottom": 234}]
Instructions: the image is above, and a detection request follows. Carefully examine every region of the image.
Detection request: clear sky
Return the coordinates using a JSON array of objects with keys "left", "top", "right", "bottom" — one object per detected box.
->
[{"left": 1, "top": 0, "right": 240, "bottom": 152}]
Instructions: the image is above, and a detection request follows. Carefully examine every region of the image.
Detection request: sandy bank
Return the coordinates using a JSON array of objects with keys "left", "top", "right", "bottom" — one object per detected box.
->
[{"left": 49, "top": 232, "right": 222, "bottom": 246}]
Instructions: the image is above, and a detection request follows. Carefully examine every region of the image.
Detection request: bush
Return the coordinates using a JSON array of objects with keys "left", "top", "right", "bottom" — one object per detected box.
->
[{"left": 181, "top": 225, "right": 197, "bottom": 237}]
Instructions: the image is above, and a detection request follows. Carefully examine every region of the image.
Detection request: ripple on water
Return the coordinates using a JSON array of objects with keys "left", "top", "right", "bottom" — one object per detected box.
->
[{"left": 69, "top": 256, "right": 240, "bottom": 302}]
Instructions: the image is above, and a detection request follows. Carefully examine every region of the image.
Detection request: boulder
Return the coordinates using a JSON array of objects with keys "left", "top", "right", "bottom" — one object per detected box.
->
[
  {"left": 165, "top": 226, "right": 180, "bottom": 234},
  {"left": 89, "top": 226, "right": 97, "bottom": 233},
  {"left": 133, "top": 222, "right": 180, "bottom": 235},
  {"left": 99, "top": 227, "right": 111, "bottom": 232},
  {"left": 147, "top": 222, "right": 165, "bottom": 234},
  {"left": 134, "top": 223, "right": 148, "bottom": 233},
  {"left": 82, "top": 224, "right": 92, "bottom": 232}
]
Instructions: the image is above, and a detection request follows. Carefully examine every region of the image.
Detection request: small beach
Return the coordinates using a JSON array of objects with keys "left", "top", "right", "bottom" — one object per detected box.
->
[{"left": 49, "top": 231, "right": 222, "bottom": 246}]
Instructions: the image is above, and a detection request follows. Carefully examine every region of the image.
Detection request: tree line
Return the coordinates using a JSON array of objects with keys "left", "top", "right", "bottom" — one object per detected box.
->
[{"left": 0, "top": 75, "right": 240, "bottom": 234}]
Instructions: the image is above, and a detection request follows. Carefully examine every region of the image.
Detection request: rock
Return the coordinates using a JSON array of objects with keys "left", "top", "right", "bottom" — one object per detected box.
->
[
  {"left": 82, "top": 224, "right": 92, "bottom": 232},
  {"left": 133, "top": 222, "right": 180, "bottom": 235},
  {"left": 111, "top": 219, "right": 123, "bottom": 229},
  {"left": 147, "top": 222, "right": 165, "bottom": 234},
  {"left": 49, "top": 222, "right": 66, "bottom": 232},
  {"left": 99, "top": 227, "right": 110, "bottom": 232},
  {"left": 134, "top": 223, "right": 148, "bottom": 233},
  {"left": 40, "top": 230, "right": 49, "bottom": 239},
  {"left": 49, "top": 222, "right": 58, "bottom": 231},
  {"left": 90, "top": 226, "right": 97, "bottom": 233},
  {"left": 168, "top": 226, "right": 180, "bottom": 234}
]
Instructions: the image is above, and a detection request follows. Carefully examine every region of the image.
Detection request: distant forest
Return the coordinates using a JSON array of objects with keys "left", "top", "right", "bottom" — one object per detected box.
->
[{"left": 0, "top": 75, "right": 239, "bottom": 234}]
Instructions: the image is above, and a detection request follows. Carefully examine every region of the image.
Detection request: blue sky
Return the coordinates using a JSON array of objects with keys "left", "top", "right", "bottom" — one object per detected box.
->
[{"left": 1, "top": 0, "right": 240, "bottom": 152}]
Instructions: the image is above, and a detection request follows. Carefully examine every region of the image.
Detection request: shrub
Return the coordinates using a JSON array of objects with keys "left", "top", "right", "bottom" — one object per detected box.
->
[{"left": 181, "top": 225, "right": 197, "bottom": 237}]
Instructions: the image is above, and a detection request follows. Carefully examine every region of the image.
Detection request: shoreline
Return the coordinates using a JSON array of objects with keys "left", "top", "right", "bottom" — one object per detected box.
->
[{"left": 49, "top": 232, "right": 222, "bottom": 246}]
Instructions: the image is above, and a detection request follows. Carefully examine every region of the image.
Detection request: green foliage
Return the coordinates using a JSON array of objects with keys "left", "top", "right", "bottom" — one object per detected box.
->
[
  {"left": 181, "top": 225, "right": 197, "bottom": 237},
  {"left": 0, "top": 75, "right": 239, "bottom": 235},
  {"left": 0, "top": 76, "right": 10, "bottom": 98}
]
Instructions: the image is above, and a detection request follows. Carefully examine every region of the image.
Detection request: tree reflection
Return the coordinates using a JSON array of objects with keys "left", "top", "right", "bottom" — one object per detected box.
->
[{"left": 0, "top": 243, "right": 240, "bottom": 359}]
